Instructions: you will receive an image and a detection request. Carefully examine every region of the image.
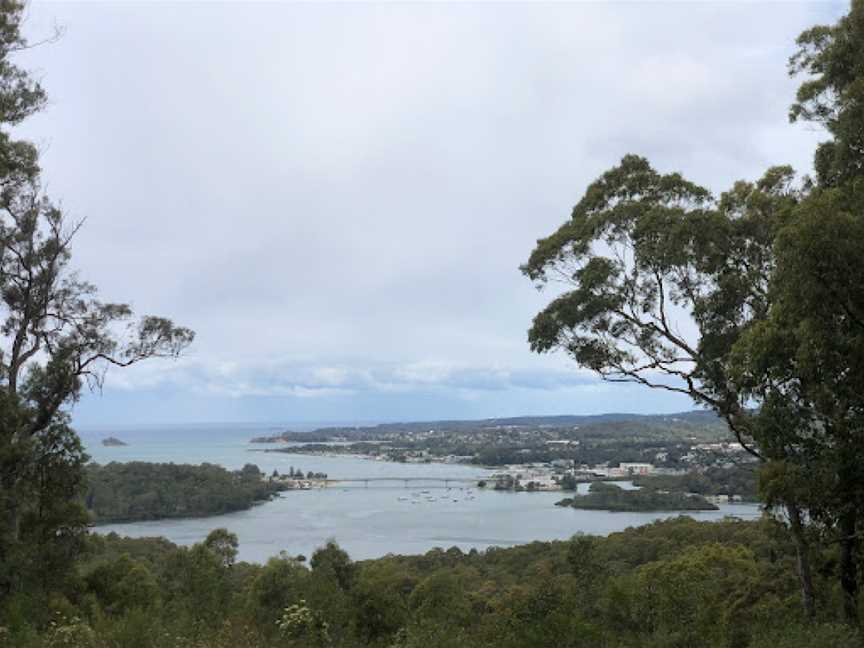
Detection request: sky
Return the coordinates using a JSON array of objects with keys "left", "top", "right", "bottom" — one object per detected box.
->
[{"left": 14, "top": 0, "right": 847, "bottom": 427}]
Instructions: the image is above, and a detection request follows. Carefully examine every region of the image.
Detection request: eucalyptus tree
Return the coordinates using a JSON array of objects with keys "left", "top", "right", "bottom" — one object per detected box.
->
[
  {"left": 730, "top": 192, "right": 864, "bottom": 623},
  {"left": 730, "top": 0, "right": 864, "bottom": 621},
  {"left": 0, "top": 1, "right": 193, "bottom": 604},
  {"left": 522, "top": 1, "right": 864, "bottom": 623},
  {"left": 521, "top": 155, "right": 791, "bottom": 435},
  {"left": 520, "top": 156, "right": 818, "bottom": 614}
]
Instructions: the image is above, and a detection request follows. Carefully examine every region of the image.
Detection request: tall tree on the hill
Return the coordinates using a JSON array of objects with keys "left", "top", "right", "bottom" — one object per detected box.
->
[
  {"left": 520, "top": 154, "right": 818, "bottom": 616},
  {"left": 0, "top": 1, "right": 194, "bottom": 604},
  {"left": 730, "top": 0, "right": 864, "bottom": 623},
  {"left": 522, "top": 0, "right": 864, "bottom": 622}
]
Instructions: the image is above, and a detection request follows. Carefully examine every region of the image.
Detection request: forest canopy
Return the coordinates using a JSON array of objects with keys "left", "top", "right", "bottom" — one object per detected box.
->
[{"left": 84, "top": 463, "right": 284, "bottom": 523}]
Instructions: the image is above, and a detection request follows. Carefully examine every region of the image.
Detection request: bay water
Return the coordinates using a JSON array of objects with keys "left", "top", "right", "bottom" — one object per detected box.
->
[{"left": 79, "top": 423, "right": 762, "bottom": 563}]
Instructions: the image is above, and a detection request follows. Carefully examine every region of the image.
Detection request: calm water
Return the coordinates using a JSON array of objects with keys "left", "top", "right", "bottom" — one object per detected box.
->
[{"left": 79, "top": 424, "right": 762, "bottom": 563}]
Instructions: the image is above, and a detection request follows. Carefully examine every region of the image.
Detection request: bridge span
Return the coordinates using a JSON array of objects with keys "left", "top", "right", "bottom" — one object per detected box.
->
[{"left": 320, "top": 476, "right": 487, "bottom": 488}]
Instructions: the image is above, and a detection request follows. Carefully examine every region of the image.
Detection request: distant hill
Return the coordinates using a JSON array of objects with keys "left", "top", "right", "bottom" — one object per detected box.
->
[
  {"left": 482, "top": 410, "right": 722, "bottom": 427},
  {"left": 252, "top": 410, "right": 729, "bottom": 444}
]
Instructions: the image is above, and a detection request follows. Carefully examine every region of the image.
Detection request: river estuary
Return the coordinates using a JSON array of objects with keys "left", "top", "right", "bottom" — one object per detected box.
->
[{"left": 80, "top": 423, "right": 762, "bottom": 563}]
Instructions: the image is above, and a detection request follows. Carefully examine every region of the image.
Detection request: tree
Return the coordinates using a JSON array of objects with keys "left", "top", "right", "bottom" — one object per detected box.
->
[
  {"left": 203, "top": 528, "right": 239, "bottom": 568},
  {"left": 789, "top": 0, "right": 864, "bottom": 186},
  {"left": 523, "top": 2, "right": 864, "bottom": 624},
  {"left": 520, "top": 154, "right": 797, "bottom": 450},
  {"left": 627, "top": 544, "right": 762, "bottom": 646},
  {"left": 0, "top": 1, "right": 193, "bottom": 606},
  {"left": 728, "top": 0, "right": 864, "bottom": 623},
  {"left": 520, "top": 154, "right": 820, "bottom": 612},
  {"left": 310, "top": 541, "right": 356, "bottom": 592}
]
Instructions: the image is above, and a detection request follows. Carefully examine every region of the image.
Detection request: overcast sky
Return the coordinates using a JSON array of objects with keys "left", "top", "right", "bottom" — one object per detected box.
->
[{"left": 16, "top": 1, "right": 845, "bottom": 427}]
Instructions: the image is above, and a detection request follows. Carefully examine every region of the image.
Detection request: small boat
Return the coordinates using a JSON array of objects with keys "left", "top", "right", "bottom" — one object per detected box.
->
[{"left": 398, "top": 496, "right": 409, "bottom": 501}]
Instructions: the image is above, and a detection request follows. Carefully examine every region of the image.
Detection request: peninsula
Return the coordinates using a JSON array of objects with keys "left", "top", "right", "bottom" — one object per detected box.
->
[{"left": 85, "top": 462, "right": 288, "bottom": 523}]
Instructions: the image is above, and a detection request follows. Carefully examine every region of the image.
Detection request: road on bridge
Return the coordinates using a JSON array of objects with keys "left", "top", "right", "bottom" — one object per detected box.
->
[{"left": 320, "top": 476, "right": 491, "bottom": 488}]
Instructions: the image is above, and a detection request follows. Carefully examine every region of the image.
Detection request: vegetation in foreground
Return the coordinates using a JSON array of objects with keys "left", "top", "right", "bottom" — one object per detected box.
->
[
  {"left": 85, "top": 463, "right": 286, "bottom": 523},
  {"left": 556, "top": 481, "right": 718, "bottom": 512},
  {"left": 2, "top": 517, "right": 862, "bottom": 648}
]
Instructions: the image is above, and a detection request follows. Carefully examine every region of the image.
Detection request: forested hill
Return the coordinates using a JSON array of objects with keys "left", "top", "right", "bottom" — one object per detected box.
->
[
  {"left": 253, "top": 410, "right": 729, "bottom": 443},
  {"left": 85, "top": 462, "right": 285, "bottom": 523},
  {"left": 47, "top": 516, "right": 859, "bottom": 648}
]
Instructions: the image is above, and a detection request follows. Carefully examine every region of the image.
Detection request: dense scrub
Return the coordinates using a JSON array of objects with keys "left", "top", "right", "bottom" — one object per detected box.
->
[
  {"left": 1, "top": 516, "right": 860, "bottom": 647},
  {"left": 85, "top": 463, "right": 285, "bottom": 523}
]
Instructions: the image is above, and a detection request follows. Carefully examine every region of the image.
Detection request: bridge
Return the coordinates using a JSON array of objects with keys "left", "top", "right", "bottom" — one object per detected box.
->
[{"left": 318, "top": 476, "right": 487, "bottom": 488}]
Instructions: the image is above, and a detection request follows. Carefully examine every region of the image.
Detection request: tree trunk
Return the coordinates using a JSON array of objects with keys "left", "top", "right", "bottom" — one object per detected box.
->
[
  {"left": 840, "top": 511, "right": 859, "bottom": 625},
  {"left": 787, "top": 502, "right": 816, "bottom": 620}
]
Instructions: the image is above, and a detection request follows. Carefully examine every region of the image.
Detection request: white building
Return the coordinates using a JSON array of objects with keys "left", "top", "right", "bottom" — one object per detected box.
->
[{"left": 619, "top": 462, "right": 654, "bottom": 475}]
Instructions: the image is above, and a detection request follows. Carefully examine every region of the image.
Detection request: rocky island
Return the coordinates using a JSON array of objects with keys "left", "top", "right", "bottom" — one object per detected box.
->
[{"left": 101, "top": 436, "right": 128, "bottom": 447}]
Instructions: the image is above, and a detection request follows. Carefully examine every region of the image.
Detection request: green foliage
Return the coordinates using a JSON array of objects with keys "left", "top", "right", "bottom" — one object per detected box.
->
[
  {"left": 789, "top": 0, "right": 864, "bottom": 185},
  {"left": 521, "top": 0, "right": 864, "bottom": 625},
  {"left": 557, "top": 482, "right": 718, "bottom": 512},
  {"left": 750, "top": 623, "right": 860, "bottom": 648},
  {"left": 277, "top": 599, "right": 331, "bottom": 647},
  {"left": 85, "top": 554, "right": 160, "bottom": 615},
  {"left": 311, "top": 541, "right": 357, "bottom": 592},
  {"left": 246, "top": 553, "right": 308, "bottom": 631},
  {"left": 0, "top": 0, "right": 193, "bottom": 611},
  {"left": 2, "top": 518, "right": 860, "bottom": 647},
  {"left": 84, "top": 462, "right": 283, "bottom": 523},
  {"left": 521, "top": 150, "right": 794, "bottom": 457},
  {"left": 204, "top": 528, "right": 239, "bottom": 568}
]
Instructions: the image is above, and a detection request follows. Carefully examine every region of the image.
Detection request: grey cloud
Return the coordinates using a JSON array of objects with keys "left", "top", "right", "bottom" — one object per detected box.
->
[
  {"left": 11, "top": 1, "right": 848, "bottom": 423},
  {"left": 107, "top": 357, "right": 597, "bottom": 400}
]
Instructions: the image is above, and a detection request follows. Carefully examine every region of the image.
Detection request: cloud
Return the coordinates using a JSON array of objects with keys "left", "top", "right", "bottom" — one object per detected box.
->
[
  {"left": 102, "top": 357, "right": 598, "bottom": 401},
  {"left": 10, "top": 1, "right": 848, "bottom": 424}
]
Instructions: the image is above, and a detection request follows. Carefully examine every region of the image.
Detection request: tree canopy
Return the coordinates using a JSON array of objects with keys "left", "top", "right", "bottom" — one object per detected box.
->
[
  {"left": 523, "top": 0, "right": 864, "bottom": 624},
  {"left": 0, "top": 0, "right": 193, "bottom": 608}
]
